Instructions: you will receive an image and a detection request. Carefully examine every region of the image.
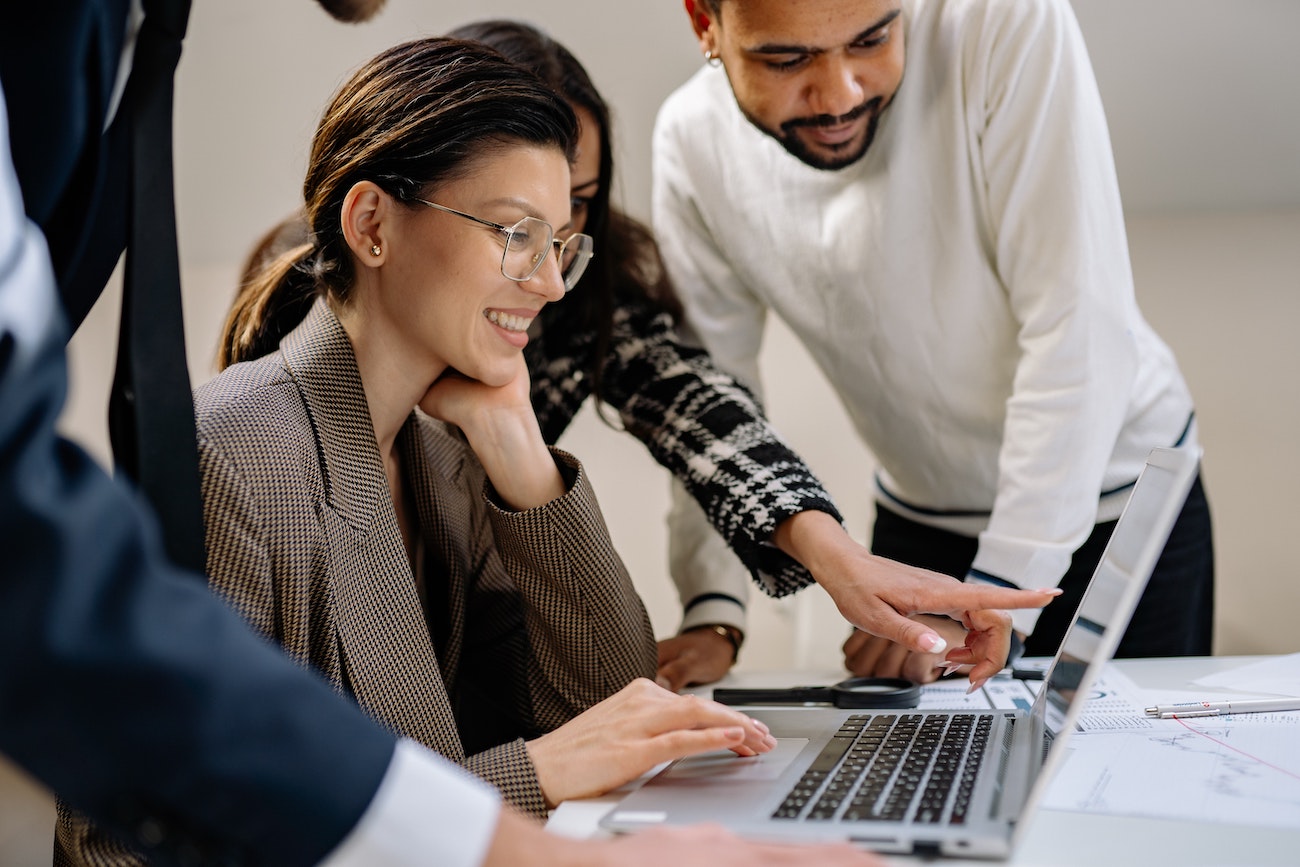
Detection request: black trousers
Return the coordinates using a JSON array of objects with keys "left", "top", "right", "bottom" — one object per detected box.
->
[{"left": 871, "top": 475, "right": 1215, "bottom": 658}]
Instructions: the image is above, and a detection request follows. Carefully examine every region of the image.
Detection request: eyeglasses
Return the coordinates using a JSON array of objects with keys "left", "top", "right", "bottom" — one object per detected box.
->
[{"left": 413, "top": 198, "right": 594, "bottom": 292}]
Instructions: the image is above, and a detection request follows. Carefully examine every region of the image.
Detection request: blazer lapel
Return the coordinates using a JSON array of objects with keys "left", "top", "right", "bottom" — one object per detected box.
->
[{"left": 281, "top": 300, "right": 463, "bottom": 759}]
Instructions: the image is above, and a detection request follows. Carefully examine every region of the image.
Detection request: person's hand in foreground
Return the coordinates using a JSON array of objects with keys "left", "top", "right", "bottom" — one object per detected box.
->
[
  {"left": 524, "top": 678, "right": 776, "bottom": 807},
  {"left": 656, "top": 628, "right": 737, "bottom": 692},
  {"left": 486, "top": 811, "right": 887, "bottom": 866},
  {"left": 773, "top": 511, "right": 1059, "bottom": 687}
]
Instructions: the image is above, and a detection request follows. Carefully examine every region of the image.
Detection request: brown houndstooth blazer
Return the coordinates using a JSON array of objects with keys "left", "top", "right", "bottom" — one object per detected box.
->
[{"left": 55, "top": 300, "right": 657, "bottom": 866}]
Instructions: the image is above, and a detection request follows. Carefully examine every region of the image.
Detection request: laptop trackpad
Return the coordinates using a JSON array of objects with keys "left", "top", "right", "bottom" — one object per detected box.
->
[{"left": 658, "top": 737, "right": 810, "bottom": 783}]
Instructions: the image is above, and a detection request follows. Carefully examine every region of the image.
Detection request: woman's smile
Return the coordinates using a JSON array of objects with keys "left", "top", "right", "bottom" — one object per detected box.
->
[{"left": 485, "top": 307, "right": 538, "bottom": 348}]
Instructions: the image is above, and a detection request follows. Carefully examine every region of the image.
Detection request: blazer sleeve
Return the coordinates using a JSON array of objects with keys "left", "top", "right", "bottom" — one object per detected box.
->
[
  {"left": 0, "top": 87, "right": 393, "bottom": 865},
  {"left": 197, "top": 433, "right": 278, "bottom": 639},
  {"left": 462, "top": 740, "right": 549, "bottom": 820},
  {"left": 478, "top": 450, "right": 657, "bottom": 728}
]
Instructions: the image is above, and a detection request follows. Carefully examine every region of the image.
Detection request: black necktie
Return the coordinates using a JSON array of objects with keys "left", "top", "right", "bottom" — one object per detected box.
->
[{"left": 108, "top": 0, "right": 206, "bottom": 575}]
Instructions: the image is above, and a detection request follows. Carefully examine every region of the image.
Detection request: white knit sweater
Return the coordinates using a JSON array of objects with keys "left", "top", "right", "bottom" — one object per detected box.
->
[{"left": 652, "top": 0, "right": 1195, "bottom": 635}]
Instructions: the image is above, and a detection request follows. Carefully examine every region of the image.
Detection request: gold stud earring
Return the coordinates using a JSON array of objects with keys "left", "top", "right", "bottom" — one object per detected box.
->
[{"left": 370, "top": 244, "right": 382, "bottom": 257}]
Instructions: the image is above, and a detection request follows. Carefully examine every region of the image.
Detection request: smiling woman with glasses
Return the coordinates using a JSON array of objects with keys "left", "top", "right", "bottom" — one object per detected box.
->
[
  {"left": 51, "top": 35, "right": 781, "bottom": 867},
  {"left": 412, "top": 197, "right": 594, "bottom": 290}
]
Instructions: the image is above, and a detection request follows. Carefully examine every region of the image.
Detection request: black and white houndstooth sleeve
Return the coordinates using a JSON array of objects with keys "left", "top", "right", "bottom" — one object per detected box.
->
[{"left": 527, "top": 297, "right": 843, "bottom": 597}]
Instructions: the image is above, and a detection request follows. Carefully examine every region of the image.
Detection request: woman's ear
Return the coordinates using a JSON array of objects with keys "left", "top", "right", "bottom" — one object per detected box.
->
[{"left": 340, "top": 181, "right": 391, "bottom": 267}]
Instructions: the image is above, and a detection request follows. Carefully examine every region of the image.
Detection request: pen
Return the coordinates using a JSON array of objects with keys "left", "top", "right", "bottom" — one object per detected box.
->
[{"left": 1143, "top": 697, "right": 1300, "bottom": 719}]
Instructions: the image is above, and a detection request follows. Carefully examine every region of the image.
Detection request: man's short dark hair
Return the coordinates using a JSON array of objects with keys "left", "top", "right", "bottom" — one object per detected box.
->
[{"left": 315, "top": 0, "right": 386, "bottom": 23}]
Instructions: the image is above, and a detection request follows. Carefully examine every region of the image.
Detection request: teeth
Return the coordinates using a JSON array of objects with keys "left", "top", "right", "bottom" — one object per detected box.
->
[{"left": 486, "top": 310, "right": 532, "bottom": 332}]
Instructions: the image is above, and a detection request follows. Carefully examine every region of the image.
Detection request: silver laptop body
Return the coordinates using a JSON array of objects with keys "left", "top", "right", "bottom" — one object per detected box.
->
[{"left": 601, "top": 446, "right": 1201, "bottom": 859}]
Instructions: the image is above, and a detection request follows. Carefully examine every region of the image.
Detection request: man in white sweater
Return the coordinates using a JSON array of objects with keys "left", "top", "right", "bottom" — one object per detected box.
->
[{"left": 653, "top": 0, "right": 1213, "bottom": 680}]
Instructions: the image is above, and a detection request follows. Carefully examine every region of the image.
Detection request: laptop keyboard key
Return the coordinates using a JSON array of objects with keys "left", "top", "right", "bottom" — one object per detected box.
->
[{"left": 773, "top": 712, "right": 997, "bottom": 827}]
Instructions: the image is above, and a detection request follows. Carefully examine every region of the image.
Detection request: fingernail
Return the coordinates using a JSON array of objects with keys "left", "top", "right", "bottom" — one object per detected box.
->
[
  {"left": 655, "top": 676, "right": 671, "bottom": 689},
  {"left": 725, "top": 727, "right": 744, "bottom": 740},
  {"left": 920, "top": 633, "right": 948, "bottom": 654},
  {"left": 941, "top": 664, "right": 961, "bottom": 677},
  {"left": 764, "top": 734, "right": 778, "bottom": 749},
  {"left": 1041, "top": 588, "right": 1064, "bottom": 596},
  {"left": 966, "top": 678, "right": 987, "bottom": 695},
  {"left": 754, "top": 719, "right": 770, "bottom": 735}
]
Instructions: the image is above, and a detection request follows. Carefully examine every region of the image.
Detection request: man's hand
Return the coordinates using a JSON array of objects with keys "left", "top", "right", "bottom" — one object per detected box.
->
[
  {"left": 938, "top": 607, "right": 1018, "bottom": 686},
  {"left": 843, "top": 609, "right": 1015, "bottom": 689},
  {"left": 772, "top": 511, "right": 1058, "bottom": 684},
  {"left": 842, "top": 614, "right": 970, "bottom": 683},
  {"left": 656, "top": 629, "right": 737, "bottom": 692}
]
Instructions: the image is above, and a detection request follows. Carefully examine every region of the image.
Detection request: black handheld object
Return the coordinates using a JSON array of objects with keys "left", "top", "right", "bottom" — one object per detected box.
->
[{"left": 712, "top": 677, "right": 921, "bottom": 709}]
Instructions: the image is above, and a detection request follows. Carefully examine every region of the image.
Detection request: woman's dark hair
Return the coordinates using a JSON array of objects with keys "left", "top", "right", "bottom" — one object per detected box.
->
[
  {"left": 219, "top": 37, "right": 577, "bottom": 368},
  {"left": 446, "top": 20, "right": 682, "bottom": 403}
]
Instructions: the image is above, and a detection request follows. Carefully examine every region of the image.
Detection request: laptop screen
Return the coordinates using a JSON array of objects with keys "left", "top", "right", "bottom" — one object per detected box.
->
[{"left": 1033, "top": 445, "right": 1201, "bottom": 737}]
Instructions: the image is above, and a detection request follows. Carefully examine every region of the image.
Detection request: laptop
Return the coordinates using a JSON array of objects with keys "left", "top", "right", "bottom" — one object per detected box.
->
[{"left": 601, "top": 445, "right": 1201, "bottom": 859}]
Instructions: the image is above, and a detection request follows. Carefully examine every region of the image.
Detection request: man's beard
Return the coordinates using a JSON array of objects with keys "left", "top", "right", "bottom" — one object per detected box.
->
[{"left": 744, "top": 96, "right": 885, "bottom": 171}]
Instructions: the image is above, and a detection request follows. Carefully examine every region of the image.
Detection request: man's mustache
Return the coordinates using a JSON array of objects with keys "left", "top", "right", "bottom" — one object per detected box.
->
[{"left": 781, "top": 96, "right": 882, "bottom": 133}]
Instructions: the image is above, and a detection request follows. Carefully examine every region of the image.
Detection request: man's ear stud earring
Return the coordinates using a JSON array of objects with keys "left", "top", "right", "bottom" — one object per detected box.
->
[{"left": 370, "top": 244, "right": 382, "bottom": 257}]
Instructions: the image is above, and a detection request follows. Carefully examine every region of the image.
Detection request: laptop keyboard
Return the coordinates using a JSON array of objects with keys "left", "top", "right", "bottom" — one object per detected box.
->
[{"left": 772, "top": 712, "right": 994, "bottom": 825}]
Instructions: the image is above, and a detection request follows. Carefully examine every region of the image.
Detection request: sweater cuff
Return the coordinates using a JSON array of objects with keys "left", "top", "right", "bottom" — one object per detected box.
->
[
  {"left": 964, "top": 569, "right": 1046, "bottom": 636},
  {"left": 748, "top": 545, "right": 820, "bottom": 598},
  {"left": 680, "top": 593, "right": 747, "bottom": 634},
  {"left": 970, "top": 533, "right": 1075, "bottom": 636},
  {"left": 727, "top": 501, "right": 841, "bottom": 591}
]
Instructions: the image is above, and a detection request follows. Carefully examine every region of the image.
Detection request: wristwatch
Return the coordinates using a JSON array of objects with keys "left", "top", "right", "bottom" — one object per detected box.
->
[{"left": 684, "top": 623, "right": 744, "bottom": 663}]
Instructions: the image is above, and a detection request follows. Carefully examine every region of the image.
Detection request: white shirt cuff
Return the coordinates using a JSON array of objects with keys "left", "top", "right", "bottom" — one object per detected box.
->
[
  {"left": 679, "top": 595, "right": 747, "bottom": 633},
  {"left": 319, "top": 738, "right": 501, "bottom": 867}
]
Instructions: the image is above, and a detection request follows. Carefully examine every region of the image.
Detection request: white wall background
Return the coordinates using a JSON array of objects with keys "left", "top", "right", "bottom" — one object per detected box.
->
[
  {"left": 56, "top": 0, "right": 1300, "bottom": 665},
  {"left": 7, "top": 1, "right": 1300, "bottom": 862}
]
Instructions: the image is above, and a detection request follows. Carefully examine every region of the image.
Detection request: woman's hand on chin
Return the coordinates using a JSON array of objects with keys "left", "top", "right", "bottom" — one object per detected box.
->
[
  {"left": 418, "top": 356, "right": 530, "bottom": 431},
  {"left": 419, "top": 359, "right": 563, "bottom": 510}
]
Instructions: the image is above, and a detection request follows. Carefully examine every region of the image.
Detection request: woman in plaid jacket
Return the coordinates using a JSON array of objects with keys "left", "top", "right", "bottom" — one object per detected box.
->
[{"left": 450, "top": 20, "right": 1058, "bottom": 691}]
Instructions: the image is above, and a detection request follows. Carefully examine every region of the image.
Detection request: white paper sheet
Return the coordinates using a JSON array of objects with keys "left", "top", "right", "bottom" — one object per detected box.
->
[
  {"left": 1043, "top": 716, "right": 1300, "bottom": 828},
  {"left": 1193, "top": 652, "right": 1300, "bottom": 697},
  {"left": 1042, "top": 662, "right": 1300, "bottom": 828}
]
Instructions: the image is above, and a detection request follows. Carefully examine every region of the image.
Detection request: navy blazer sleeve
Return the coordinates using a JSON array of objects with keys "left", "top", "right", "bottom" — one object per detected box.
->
[{"left": 0, "top": 85, "right": 393, "bottom": 866}]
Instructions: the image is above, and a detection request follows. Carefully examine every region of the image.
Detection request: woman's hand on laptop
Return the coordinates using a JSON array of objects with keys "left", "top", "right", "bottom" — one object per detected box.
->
[{"left": 525, "top": 677, "right": 776, "bottom": 807}]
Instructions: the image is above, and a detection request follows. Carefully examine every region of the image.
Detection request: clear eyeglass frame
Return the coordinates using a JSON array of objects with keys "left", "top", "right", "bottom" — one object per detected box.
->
[{"left": 412, "top": 198, "right": 594, "bottom": 291}]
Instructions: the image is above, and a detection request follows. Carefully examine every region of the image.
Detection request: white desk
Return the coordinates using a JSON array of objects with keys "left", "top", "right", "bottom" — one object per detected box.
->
[{"left": 548, "top": 656, "right": 1300, "bottom": 865}]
